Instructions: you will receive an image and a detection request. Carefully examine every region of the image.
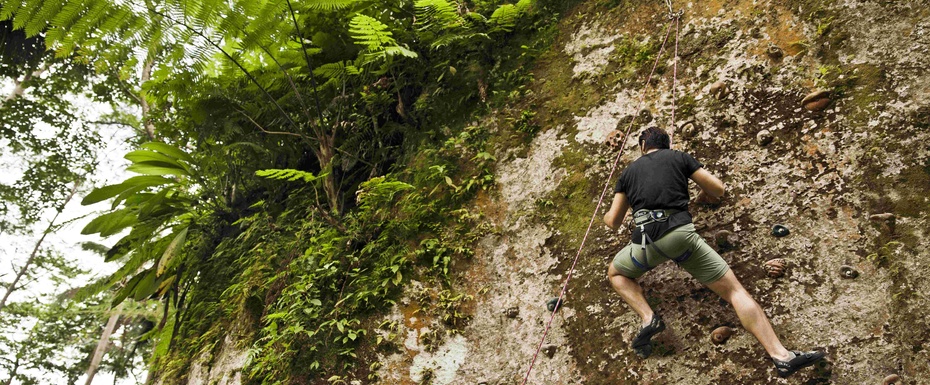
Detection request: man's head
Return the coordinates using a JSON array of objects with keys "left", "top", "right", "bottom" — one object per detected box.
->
[{"left": 638, "top": 126, "right": 670, "bottom": 152}]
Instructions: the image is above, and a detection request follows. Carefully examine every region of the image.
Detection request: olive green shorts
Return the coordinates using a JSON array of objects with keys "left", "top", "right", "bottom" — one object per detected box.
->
[{"left": 611, "top": 223, "right": 730, "bottom": 284}]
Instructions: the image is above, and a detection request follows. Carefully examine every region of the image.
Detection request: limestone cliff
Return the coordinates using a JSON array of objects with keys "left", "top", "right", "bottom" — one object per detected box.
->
[{"left": 180, "top": 0, "right": 930, "bottom": 384}]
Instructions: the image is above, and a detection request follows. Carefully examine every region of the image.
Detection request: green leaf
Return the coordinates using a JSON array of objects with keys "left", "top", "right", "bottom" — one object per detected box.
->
[
  {"left": 306, "top": 0, "right": 358, "bottom": 10},
  {"left": 132, "top": 269, "right": 158, "bottom": 301},
  {"left": 81, "top": 209, "right": 139, "bottom": 236},
  {"left": 141, "top": 142, "right": 194, "bottom": 163},
  {"left": 125, "top": 149, "right": 189, "bottom": 171},
  {"left": 112, "top": 270, "right": 146, "bottom": 307},
  {"left": 127, "top": 162, "right": 191, "bottom": 176},
  {"left": 157, "top": 227, "right": 189, "bottom": 276},
  {"left": 82, "top": 176, "right": 172, "bottom": 205},
  {"left": 310, "top": 299, "right": 322, "bottom": 306}
]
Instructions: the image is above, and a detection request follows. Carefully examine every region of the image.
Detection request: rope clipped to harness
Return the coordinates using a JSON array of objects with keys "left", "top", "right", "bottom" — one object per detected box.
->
[{"left": 520, "top": 5, "right": 683, "bottom": 383}]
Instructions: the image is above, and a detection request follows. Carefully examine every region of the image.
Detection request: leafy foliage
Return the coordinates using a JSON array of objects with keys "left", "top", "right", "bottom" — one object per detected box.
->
[{"left": 1, "top": 0, "right": 557, "bottom": 381}]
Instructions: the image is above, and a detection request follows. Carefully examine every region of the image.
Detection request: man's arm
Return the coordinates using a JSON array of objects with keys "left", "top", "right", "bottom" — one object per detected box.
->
[
  {"left": 690, "top": 168, "right": 725, "bottom": 199},
  {"left": 603, "top": 192, "right": 631, "bottom": 230}
]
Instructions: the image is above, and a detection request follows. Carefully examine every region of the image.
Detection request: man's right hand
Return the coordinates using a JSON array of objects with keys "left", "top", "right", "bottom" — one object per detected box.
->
[{"left": 695, "top": 190, "right": 722, "bottom": 206}]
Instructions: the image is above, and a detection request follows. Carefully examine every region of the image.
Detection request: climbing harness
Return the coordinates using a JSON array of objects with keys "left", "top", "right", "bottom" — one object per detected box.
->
[
  {"left": 521, "top": 2, "right": 684, "bottom": 383},
  {"left": 629, "top": 209, "right": 691, "bottom": 270}
]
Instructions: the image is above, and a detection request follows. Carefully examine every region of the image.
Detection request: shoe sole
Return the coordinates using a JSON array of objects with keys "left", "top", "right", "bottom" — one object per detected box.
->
[
  {"left": 776, "top": 353, "right": 826, "bottom": 378},
  {"left": 631, "top": 322, "right": 666, "bottom": 359}
]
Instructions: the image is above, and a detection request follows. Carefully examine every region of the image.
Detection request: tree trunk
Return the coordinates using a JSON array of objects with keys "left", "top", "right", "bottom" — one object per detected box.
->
[
  {"left": 0, "top": 180, "right": 81, "bottom": 313},
  {"left": 0, "top": 65, "right": 48, "bottom": 106},
  {"left": 2, "top": 356, "right": 19, "bottom": 385},
  {"left": 84, "top": 303, "right": 124, "bottom": 385},
  {"left": 139, "top": 56, "right": 156, "bottom": 140},
  {"left": 319, "top": 136, "right": 341, "bottom": 215}
]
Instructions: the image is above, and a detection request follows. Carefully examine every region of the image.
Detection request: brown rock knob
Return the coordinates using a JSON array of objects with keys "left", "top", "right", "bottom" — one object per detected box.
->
[
  {"left": 764, "top": 258, "right": 787, "bottom": 278},
  {"left": 709, "top": 81, "right": 729, "bottom": 100},
  {"left": 802, "top": 90, "right": 832, "bottom": 111},
  {"left": 711, "top": 326, "right": 734, "bottom": 345},
  {"left": 883, "top": 374, "right": 901, "bottom": 385}
]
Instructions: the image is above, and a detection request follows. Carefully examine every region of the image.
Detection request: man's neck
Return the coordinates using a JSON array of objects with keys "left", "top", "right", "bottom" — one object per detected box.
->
[{"left": 644, "top": 148, "right": 661, "bottom": 154}]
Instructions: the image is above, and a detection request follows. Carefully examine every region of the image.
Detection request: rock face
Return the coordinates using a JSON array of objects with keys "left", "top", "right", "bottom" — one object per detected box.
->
[{"left": 183, "top": 0, "right": 930, "bottom": 384}]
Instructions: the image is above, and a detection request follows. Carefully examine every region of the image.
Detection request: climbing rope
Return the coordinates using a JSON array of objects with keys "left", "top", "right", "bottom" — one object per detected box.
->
[{"left": 520, "top": 7, "right": 683, "bottom": 384}]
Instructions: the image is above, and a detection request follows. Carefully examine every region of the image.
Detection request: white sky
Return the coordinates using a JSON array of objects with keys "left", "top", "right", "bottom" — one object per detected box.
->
[{"left": 1, "top": 77, "right": 144, "bottom": 384}]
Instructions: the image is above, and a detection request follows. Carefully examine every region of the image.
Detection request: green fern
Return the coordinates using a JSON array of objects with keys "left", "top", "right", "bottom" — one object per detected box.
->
[
  {"left": 488, "top": 3, "right": 519, "bottom": 32},
  {"left": 306, "top": 0, "right": 360, "bottom": 10},
  {"left": 23, "top": 0, "right": 64, "bottom": 36},
  {"left": 314, "top": 61, "right": 361, "bottom": 81},
  {"left": 414, "top": 0, "right": 461, "bottom": 32},
  {"left": 349, "top": 14, "right": 396, "bottom": 50},
  {"left": 350, "top": 14, "right": 418, "bottom": 63},
  {"left": 256, "top": 169, "right": 327, "bottom": 183},
  {"left": 0, "top": 0, "right": 24, "bottom": 21}
]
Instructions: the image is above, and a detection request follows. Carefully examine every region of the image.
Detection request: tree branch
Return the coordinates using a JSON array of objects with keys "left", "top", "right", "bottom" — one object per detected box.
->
[{"left": 149, "top": 9, "right": 303, "bottom": 134}]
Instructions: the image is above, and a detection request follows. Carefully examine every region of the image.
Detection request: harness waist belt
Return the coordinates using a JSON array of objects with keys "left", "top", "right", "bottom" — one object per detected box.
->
[{"left": 632, "top": 209, "right": 681, "bottom": 226}]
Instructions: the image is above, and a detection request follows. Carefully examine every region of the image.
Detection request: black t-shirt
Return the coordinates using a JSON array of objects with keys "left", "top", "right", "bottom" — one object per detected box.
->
[{"left": 614, "top": 149, "right": 703, "bottom": 243}]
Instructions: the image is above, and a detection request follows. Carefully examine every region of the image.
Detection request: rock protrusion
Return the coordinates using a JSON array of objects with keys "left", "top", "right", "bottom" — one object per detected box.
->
[
  {"left": 543, "top": 345, "right": 557, "bottom": 358},
  {"left": 840, "top": 265, "right": 859, "bottom": 279},
  {"left": 801, "top": 90, "right": 832, "bottom": 111},
  {"left": 504, "top": 306, "right": 519, "bottom": 318},
  {"left": 606, "top": 130, "right": 624, "bottom": 148},
  {"left": 883, "top": 374, "right": 902, "bottom": 385},
  {"left": 771, "top": 224, "right": 790, "bottom": 237},
  {"left": 756, "top": 129, "right": 773, "bottom": 146},
  {"left": 766, "top": 45, "right": 784, "bottom": 60},
  {"left": 546, "top": 297, "right": 563, "bottom": 312},
  {"left": 715, "top": 230, "right": 737, "bottom": 251},
  {"left": 709, "top": 81, "right": 729, "bottom": 100},
  {"left": 678, "top": 120, "right": 697, "bottom": 139},
  {"left": 711, "top": 326, "right": 735, "bottom": 345},
  {"left": 764, "top": 258, "right": 787, "bottom": 278}
]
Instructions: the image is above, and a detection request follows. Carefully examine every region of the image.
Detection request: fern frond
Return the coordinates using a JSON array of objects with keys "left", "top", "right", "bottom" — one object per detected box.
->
[
  {"left": 349, "top": 14, "right": 395, "bottom": 50},
  {"left": 488, "top": 4, "right": 519, "bottom": 32},
  {"left": 11, "top": 0, "right": 43, "bottom": 31},
  {"left": 414, "top": 0, "right": 460, "bottom": 31},
  {"left": 23, "top": 0, "right": 64, "bottom": 36},
  {"left": 1, "top": 0, "right": 24, "bottom": 21},
  {"left": 516, "top": 0, "right": 535, "bottom": 12},
  {"left": 256, "top": 169, "right": 327, "bottom": 183},
  {"left": 306, "top": 0, "right": 359, "bottom": 10},
  {"left": 49, "top": 0, "right": 88, "bottom": 32},
  {"left": 431, "top": 32, "right": 488, "bottom": 49},
  {"left": 313, "top": 61, "right": 361, "bottom": 81},
  {"left": 382, "top": 45, "right": 418, "bottom": 58}
]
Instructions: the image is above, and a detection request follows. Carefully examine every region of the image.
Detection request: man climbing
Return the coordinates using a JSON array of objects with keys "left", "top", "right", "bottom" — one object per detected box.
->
[{"left": 602, "top": 127, "right": 825, "bottom": 378}]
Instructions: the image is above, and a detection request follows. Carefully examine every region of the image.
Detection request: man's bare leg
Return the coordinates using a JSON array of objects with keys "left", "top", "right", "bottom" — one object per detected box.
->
[
  {"left": 607, "top": 264, "right": 654, "bottom": 326},
  {"left": 705, "top": 270, "right": 792, "bottom": 361}
]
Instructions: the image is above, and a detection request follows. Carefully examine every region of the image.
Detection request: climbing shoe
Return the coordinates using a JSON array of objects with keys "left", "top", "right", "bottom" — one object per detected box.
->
[
  {"left": 631, "top": 313, "right": 666, "bottom": 359},
  {"left": 772, "top": 350, "right": 826, "bottom": 378}
]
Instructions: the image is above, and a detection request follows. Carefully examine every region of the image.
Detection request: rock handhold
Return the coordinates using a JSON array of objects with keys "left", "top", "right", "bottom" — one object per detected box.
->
[
  {"left": 709, "top": 81, "right": 729, "bottom": 100},
  {"left": 840, "top": 265, "right": 859, "bottom": 279},
  {"left": 504, "top": 306, "right": 519, "bottom": 318},
  {"left": 883, "top": 374, "right": 902, "bottom": 385},
  {"left": 771, "top": 224, "right": 790, "bottom": 237},
  {"left": 801, "top": 90, "right": 832, "bottom": 111},
  {"left": 766, "top": 45, "right": 784, "bottom": 60},
  {"left": 756, "top": 129, "right": 773, "bottom": 146},
  {"left": 711, "top": 326, "right": 734, "bottom": 345},
  {"left": 678, "top": 120, "right": 697, "bottom": 138},
  {"left": 542, "top": 344, "right": 557, "bottom": 358},
  {"left": 546, "top": 297, "right": 563, "bottom": 312},
  {"left": 606, "top": 130, "right": 624, "bottom": 148},
  {"left": 715, "top": 230, "right": 736, "bottom": 251},
  {"left": 764, "top": 258, "right": 787, "bottom": 278},
  {"left": 869, "top": 213, "right": 895, "bottom": 222}
]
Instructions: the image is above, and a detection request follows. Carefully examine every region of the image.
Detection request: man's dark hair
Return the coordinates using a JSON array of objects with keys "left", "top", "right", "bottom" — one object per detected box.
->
[{"left": 638, "top": 126, "right": 670, "bottom": 150}]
